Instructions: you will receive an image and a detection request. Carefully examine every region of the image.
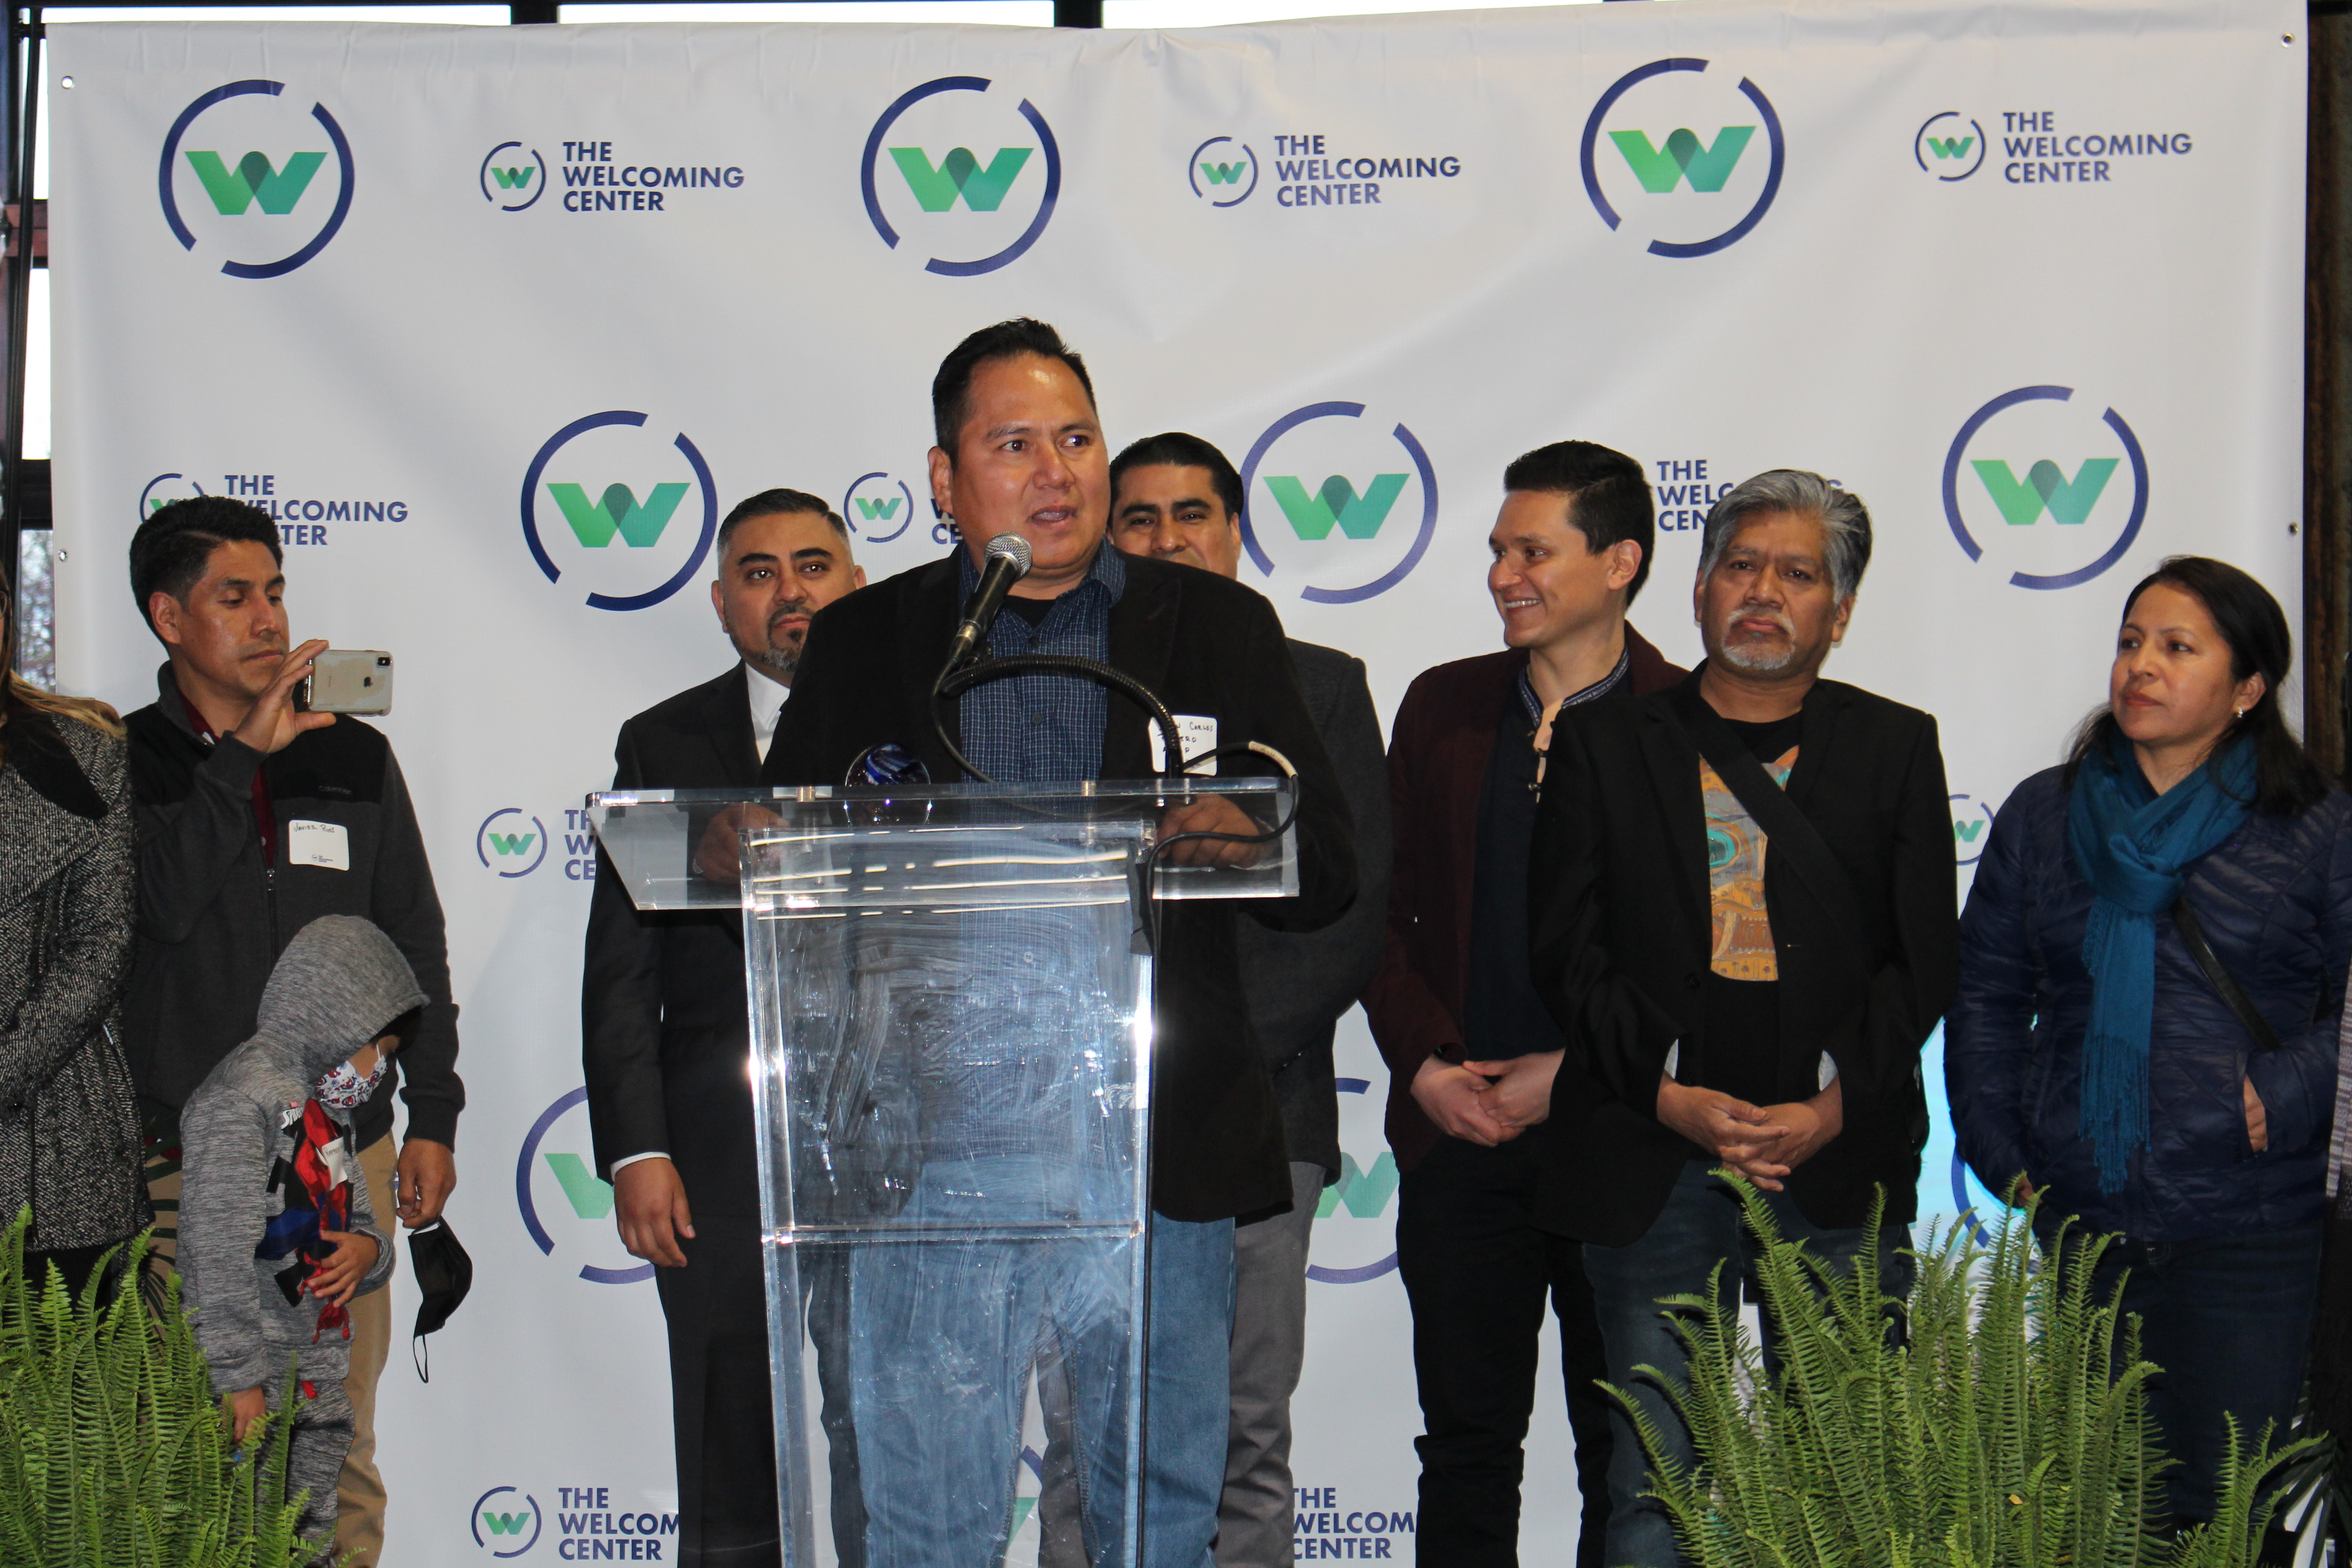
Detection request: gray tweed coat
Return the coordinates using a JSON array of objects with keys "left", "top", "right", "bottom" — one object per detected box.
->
[{"left": 0, "top": 708, "right": 150, "bottom": 1251}]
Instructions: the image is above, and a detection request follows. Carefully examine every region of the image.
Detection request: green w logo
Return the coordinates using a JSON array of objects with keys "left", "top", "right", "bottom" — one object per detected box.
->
[
  {"left": 1609, "top": 127, "right": 1755, "bottom": 193},
  {"left": 853, "top": 496, "right": 902, "bottom": 522},
  {"left": 184, "top": 151, "right": 327, "bottom": 216},
  {"left": 1264, "top": 475, "right": 1409, "bottom": 542},
  {"left": 1924, "top": 134, "right": 1976, "bottom": 161},
  {"left": 547, "top": 482, "right": 690, "bottom": 548},
  {"left": 1970, "top": 459, "right": 2120, "bottom": 527},
  {"left": 544, "top": 1153, "right": 615, "bottom": 1220},
  {"left": 485, "top": 830, "right": 537, "bottom": 858},
  {"left": 1316, "top": 1152, "right": 1401, "bottom": 1219},
  {"left": 1199, "top": 159, "right": 1250, "bottom": 186},
  {"left": 889, "top": 147, "right": 1034, "bottom": 212},
  {"left": 488, "top": 164, "right": 535, "bottom": 191},
  {"left": 1954, "top": 818, "right": 1987, "bottom": 847},
  {"left": 481, "top": 1511, "right": 534, "bottom": 1537}
]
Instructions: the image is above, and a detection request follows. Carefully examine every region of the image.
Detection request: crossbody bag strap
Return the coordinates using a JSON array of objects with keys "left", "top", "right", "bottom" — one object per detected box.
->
[
  {"left": 2171, "top": 894, "right": 2282, "bottom": 1053},
  {"left": 1671, "top": 688, "right": 1871, "bottom": 964}
]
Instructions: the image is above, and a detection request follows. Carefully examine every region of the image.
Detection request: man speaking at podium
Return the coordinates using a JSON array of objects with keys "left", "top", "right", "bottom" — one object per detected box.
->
[{"left": 764, "top": 318, "right": 1357, "bottom": 1567}]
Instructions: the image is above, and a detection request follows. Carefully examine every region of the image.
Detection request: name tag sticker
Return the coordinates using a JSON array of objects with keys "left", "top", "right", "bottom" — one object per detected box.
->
[
  {"left": 287, "top": 819, "right": 351, "bottom": 871},
  {"left": 1148, "top": 714, "right": 1220, "bottom": 776}
]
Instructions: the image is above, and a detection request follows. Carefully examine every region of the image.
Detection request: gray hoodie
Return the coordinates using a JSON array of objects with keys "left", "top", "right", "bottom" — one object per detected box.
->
[{"left": 178, "top": 915, "right": 417, "bottom": 1396}]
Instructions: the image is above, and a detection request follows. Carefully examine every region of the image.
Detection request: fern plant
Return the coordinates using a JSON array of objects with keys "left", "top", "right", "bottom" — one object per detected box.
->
[
  {"left": 1611, "top": 1176, "right": 2323, "bottom": 1568},
  {"left": 0, "top": 1210, "right": 326, "bottom": 1566}
]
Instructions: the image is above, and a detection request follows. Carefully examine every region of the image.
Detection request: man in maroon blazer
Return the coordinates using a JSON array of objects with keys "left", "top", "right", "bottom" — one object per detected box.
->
[{"left": 1362, "top": 441, "right": 1683, "bottom": 1567}]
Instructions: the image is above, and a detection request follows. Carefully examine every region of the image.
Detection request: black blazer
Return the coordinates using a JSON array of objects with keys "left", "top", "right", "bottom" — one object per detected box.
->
[
  {"left": 1240, "top": 639, "right": 1392, "bottom": 1184},
  {"left": 1361, "top": 633, "right": 1684, "bottom": 1175},
  {"left": 581, "top": 665, "right": 764, "bottom": 1219},
  {"left": 1528, "top": 666, "right": 1958, "bottom": 1244},
  {"left": 762, "top": 549, "right": 1358, "bottom": 1223}
]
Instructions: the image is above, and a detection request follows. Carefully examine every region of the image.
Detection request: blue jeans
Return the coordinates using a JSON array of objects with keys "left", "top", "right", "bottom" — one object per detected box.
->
[
  {"left": 1136, "top": 1214, "right": 1237, "bottom": 1568},
  {"left": 849, "top": 1157, "right": 1234, "bottom": 1568},
  {"left": 2051, "top": 1220, "right": 2323, "bottom": 1525},
  {"left": 1583, "top": 1161, "right": 1911, "bottom": 1568}
]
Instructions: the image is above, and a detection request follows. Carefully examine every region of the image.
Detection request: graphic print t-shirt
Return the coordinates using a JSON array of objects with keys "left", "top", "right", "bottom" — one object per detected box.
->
[
  {"left": 1702, "top": 717, "right": 1801, "bottom": 979},
  {"left": 1689, "top": 712, "right": 1801, "bottom": 1108}
]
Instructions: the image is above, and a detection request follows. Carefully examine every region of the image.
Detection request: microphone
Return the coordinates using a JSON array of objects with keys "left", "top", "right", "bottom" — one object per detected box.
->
[
  {"left": 846, "top": 742, "right": 929, "bottom": 787},
  {"left": 943, "top": 533, "right": 1032, "bottom": 672}
]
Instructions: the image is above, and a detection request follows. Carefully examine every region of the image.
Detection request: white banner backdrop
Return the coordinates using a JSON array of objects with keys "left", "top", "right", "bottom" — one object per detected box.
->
[{"left": 46, "top": 0, "right": 2303, "bottom": 1558}]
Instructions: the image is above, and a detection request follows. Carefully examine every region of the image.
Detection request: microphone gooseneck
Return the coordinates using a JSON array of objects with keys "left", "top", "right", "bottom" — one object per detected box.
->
[
  {"left": 926, "top": 534, "right": 1185, "bottom": 788},
  {"left": 930, "top": 534, "right": 1035, "bottom": 783}
]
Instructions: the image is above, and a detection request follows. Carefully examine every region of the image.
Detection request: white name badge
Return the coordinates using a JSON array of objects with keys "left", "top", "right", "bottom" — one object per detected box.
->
[
  {"left": 1147, "top": 714, "right": 1220, "bottom": 776},
  {"left": 287, "top": 819, "right": 352, "bottom": 871}
]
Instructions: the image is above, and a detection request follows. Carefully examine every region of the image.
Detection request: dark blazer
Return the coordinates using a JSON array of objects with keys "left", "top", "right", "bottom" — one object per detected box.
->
[
  {"left": 1239, "top": 639, "right": 1392, "bottom": 1184},
  {"left": 762, "top": 549, "right": 1358, "bottom": 1223},
  {"left": 1360, "top": 632, "right": 1682, "bottom": 1175},
  {"left": 1528, "top": 666, "right": 1958, "bottom": 1244},
  {"left": 582, "top": 665, "right": 764, "bottom": 1219}
]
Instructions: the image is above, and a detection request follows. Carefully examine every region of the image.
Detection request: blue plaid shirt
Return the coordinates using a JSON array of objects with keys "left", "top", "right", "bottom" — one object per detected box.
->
[
  {"left": 928, "top": 543, "right": 1134, "bottom": 1172},
  {"left": 956, "top": 542, "right": 1127, "bottom": 784}
]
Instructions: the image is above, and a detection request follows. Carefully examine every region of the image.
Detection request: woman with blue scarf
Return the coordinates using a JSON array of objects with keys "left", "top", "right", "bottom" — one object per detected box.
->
[{"left": 1948, "top": 556, "right": 2352, "bottom": 1530}]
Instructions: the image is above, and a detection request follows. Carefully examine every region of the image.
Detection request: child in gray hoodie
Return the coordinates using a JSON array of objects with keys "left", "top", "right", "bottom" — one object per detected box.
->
[{"left": 178, "top": 914, "right": 416, "bottom": 1541}]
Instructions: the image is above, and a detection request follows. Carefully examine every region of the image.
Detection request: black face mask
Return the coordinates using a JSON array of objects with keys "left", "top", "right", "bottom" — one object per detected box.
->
[{"left": 407, "top": 1217, "right": 474, "bottom": 1382}]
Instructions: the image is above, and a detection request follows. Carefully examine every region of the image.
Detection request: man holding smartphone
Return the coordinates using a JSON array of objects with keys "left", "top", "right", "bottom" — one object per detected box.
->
[{"left": 121, "top": 496, "right": 464, "bottom": 1568}]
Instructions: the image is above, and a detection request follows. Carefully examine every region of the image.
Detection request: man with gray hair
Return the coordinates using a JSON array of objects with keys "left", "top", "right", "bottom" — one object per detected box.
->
[{"left": 1525, "top": 470, "right": 1958, "bottom": 1567}]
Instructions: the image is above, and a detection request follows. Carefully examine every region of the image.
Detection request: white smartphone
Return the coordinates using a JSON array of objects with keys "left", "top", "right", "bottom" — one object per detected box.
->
[{"left": 296, "top": 650, "right": 393, "bottom": 715}]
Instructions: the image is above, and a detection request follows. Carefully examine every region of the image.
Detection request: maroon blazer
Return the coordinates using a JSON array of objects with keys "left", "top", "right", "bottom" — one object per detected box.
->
[{"left": 1361, "top": 628, "right": 1683, "bottom": 1172}]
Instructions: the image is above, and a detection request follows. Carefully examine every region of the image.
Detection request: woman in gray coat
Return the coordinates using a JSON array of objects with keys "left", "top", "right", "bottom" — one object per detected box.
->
[{"left": 0, "top": 593, "right": 149, "bottom": 1294}]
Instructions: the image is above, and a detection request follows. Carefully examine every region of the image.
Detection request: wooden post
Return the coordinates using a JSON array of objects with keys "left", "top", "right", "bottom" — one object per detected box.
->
[{"left": 2308, "top": 2, "right": 2351, "bottom": 774}]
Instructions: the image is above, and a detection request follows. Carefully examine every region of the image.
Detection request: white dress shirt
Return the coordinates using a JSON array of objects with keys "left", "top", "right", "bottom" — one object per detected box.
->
[{"left": 746, "top": 661, "right": 791, "bottom": 764}]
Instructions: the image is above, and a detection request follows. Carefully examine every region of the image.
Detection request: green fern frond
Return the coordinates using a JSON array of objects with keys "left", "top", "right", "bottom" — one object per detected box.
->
[
  {"left": 1610, "top": 1174, "right": 2317, "bottom": 1568},
  {"left": 0, "top": 1208, "right": 326, "bottom": 1566}
]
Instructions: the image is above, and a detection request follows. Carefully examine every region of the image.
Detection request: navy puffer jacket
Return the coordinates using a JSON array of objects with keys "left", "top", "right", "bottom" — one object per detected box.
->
[{"left": 1947, "top": 765, "right": 2352, "bottom": 1241}]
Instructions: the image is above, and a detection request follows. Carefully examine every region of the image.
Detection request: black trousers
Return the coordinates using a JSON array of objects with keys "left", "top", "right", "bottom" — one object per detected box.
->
[
  {"left": 654, "top": 1218, "right": 866, "bottom": 1568},
  {"left": 1396, "top": 1137, "right": 1612, "bottom": 1568},
  {"left": 25, "top": 1240, "right": 133, "bottom": 1305}
]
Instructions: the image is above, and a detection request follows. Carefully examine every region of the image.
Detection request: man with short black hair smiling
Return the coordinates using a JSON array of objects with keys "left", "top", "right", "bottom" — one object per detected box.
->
[
  {"left": 1109, "top": 431, "right": 1248, "bottom": 580},
  {"left": 583, "top": 488, "right": 864, "bottom": 1568},
  {"left": 121, "top": 495, "right": 464, "bottom": 1568},
  {"left": 1528, "top": 470, "right": 1957, "bottom": 1568},
  {"left": 764, "top": 319, "right": 1356, "bottom": 1568},
  {"left": 1364, "top": 440, "right": 1679, "bottom": 1566}
]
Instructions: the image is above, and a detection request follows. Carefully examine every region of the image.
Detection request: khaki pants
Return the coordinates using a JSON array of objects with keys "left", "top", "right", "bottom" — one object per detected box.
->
[
  {"left": 338, "top": 1134, "right": 396, "bottom": 1566},
  {"left": 146, "top": 1128, "right": 397, "bottom": 1566}
]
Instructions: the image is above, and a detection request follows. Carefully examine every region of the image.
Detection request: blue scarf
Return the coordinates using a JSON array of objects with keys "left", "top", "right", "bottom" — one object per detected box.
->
[{"left": 2065, "top": 732, "right": 2256, "bottom": 1192}]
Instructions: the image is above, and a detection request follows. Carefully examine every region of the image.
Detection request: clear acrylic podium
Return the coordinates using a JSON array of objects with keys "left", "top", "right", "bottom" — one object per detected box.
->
[{"left": 590, "top": 780, "right": 1297, "bottom": 1568}]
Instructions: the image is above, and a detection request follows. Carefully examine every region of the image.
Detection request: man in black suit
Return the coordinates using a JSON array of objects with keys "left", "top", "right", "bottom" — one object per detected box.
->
[
  {"left": 1528, "top": 470, "right": 1957, "bottom": 1568},
  {"left": 1104, "top": 431, "right": 1392, "bottom": 1568},
  {"left": 764, "top": 319, "right": 1355, "bottom": 1568},
  {"left": 582, "top": 489, "right": 864, "bottom": 1568}
]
